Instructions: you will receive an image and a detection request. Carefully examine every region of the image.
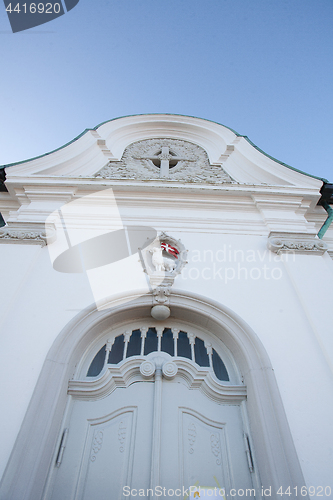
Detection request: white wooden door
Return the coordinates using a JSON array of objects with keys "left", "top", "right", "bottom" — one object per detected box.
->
[
  {"left": 46, "top": 381, "right": 155, "bottom": 500},
  {"left": 160, "top": 380, "right": 254, "bottom": 494},
  {"left": 45, "top": 356, "right": 255, "bottom": 499}
]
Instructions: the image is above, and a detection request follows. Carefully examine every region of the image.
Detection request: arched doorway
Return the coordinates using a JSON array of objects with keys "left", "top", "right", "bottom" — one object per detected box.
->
[
  {"left": 43, "top": 321, "right": 256, "bottom": 499},
  {"left": 0, "top": 291, "right": 308, "bottom": 500}
]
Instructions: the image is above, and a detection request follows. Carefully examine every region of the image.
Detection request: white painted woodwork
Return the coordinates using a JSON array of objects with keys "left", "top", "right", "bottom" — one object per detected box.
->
[
  {"left": 160, "top": 381, "right": 253, "bottom": 495},
  {"left": 45, "top": 354, "right": 254, "bottom": 500},
  {"left": 45, "top": 384, "right": 154, "bottom": 500}
]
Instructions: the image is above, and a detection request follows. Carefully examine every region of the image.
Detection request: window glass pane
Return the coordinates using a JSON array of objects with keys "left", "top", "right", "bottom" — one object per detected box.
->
[
  {"left": 177, "top": 331, "right": 191, "bottom": 359},
  {"left": 126, "top": 329, "right": 141, "bottom": 357},
  {"left": 194, "top": 337, "right": 210, "bottom": 367},
  {"left": 108, "top": 334, "right": 124, "bottom": 364},
  {"left": 212, "top": 349, "right": 229, "bottom": 381},
  {"left": 87, "top": 345, "right": 106, "bottom": 377},
  {"left": 144, "top": 328, "right": 158, "bottom": 355},
  {"left": 161, "top": 328, "right": 174, "bottom": 356}
]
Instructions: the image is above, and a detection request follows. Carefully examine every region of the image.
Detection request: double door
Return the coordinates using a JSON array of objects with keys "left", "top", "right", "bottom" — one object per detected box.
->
[{"left": 45, "top": 364, "right": 255, "bottom": 499}]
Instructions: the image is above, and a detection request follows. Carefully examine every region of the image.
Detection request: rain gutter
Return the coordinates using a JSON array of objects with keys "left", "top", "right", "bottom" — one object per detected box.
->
[
  {"left": 318, "top": 183, "right": 333, "bottom": 239},
  {"left": 0, "top": 167, "right": 6, "bottom": 227}
]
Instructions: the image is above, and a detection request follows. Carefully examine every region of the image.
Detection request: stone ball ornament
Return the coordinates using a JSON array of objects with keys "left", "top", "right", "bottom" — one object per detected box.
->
[{"left": 151, "top": 305, "right": 171, "bottom": 320}]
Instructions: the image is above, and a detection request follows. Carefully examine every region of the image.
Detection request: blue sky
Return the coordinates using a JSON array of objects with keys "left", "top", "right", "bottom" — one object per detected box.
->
[{"left": 1, "top": 0, "right": 332, "bottom": 181}]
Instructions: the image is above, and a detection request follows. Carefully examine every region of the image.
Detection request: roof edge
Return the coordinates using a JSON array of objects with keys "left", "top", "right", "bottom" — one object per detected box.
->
[{"left": 0, "top": 114, "right": 329, "bottom": 183}]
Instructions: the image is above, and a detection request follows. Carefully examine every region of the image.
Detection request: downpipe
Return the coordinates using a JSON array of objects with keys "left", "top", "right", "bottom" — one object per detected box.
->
[{"left": 318, "top": 200, "right": 333, "bottom": 239}]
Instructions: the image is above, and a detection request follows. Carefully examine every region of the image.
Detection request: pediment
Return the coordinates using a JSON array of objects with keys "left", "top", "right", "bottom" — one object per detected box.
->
[
  {"left": 2, "top": 114, "right": 323, "bottom": 190},
  {"left": 95, "top": 138, "right": 235, "bottom": 184}
]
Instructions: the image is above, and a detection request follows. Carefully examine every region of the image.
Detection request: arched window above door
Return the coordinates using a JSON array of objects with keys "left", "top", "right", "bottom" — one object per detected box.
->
[{"left": 85, "top": 326, "right": 232, "bottom": 382}]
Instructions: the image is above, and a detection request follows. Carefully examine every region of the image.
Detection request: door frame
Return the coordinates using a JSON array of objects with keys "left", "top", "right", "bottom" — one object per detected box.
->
[
  {"left": 45, "top": 350, "right": 251, "bottom": 499},
  {"left": 0, "top": 289, "right": 309, "bottom": 500}
]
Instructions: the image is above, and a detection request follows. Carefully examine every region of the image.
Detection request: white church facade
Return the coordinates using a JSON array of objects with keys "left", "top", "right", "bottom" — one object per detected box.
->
[{"left": 0, "top": 114, "right": 332, "bottom": 500}]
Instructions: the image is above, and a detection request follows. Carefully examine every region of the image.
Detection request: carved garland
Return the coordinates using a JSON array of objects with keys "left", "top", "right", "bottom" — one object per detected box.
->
[
  {"left": 0, "top": 229, "right": 48, "bottom": 246},
  {"left": 90, "top": 430, "right": 104, "bottom": 462},
  {"left": 267, "top": 233, "right": 328, "bottom": 255},
  {"left": 0, "top": 224, "right": 56, "bottom": 246}
]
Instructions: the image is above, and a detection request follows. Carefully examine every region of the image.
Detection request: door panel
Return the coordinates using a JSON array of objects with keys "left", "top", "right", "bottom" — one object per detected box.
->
[
  {"left": 180, "top": 410, "right": 230, "bottom": 492},
  {"left": 77, "top": 408, "right": 136, "bottom": 500},
  {"left": 46, "top": 382, "right": 154, "bottom": 500},
  {"left": 160, "top": 380, "right": 254, "bottom": 495}
]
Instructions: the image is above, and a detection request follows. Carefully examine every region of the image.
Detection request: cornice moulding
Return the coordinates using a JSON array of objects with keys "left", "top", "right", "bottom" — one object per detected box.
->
[
  {"left": 3, "top": 176, "right": 323, "bottom": 198},
  {"left": 1, "top": 179, "right": 323, "bottom": 224}
]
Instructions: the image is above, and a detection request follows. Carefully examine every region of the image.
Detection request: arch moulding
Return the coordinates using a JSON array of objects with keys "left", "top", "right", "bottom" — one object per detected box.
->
[{"left": 0, "top": 289, "right": 308, "bottom": 500}]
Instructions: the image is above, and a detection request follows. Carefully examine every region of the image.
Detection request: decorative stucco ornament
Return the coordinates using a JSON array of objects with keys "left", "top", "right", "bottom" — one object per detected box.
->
[
  {"left": 140, "top": 360, "right": 156, "bottom": 379},
  {"left": 152, "top": 286, "right": 171, "bottom": 304},
  {"left": 267, "top": 232, "right": 328, "bottom": 255},
  {"left": 0, "top": 223, "right": 56, "bottom": 246},
  {"left": 162, "top": 361, "right": 178, "bottom": 379},
  {"left": 138, "top": 232, "right": 188, "bottom": 319},
  {"left": 139, "top": 232, "right": 187, "bottom": 289},
  {"left": 95, "top": 138, "right": 235, "bottom": 184}
]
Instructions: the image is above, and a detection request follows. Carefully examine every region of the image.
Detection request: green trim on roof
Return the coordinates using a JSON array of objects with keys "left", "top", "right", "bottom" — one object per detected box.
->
[
  {"left": 241, "top": 134, "right": 328, "bottom": 183},
  {"left": 0, "top": 114, "right": 329, "bottom": 183},
  {"left": 0, "top": 127, "right": 92, "bottom": 169}
]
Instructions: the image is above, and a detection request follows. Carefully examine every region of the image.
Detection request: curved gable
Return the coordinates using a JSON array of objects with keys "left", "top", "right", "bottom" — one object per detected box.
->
[{"left": 1, "top": 114, "right": 325, "bottom": 189}]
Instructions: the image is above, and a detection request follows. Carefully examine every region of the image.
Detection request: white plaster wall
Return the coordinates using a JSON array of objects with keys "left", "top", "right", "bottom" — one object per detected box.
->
[
  {"left": 1, "top": 229, "right": 332, "bottom": 490},
  {"left": 171, "top": 230, "right": 333, "bottom": 490},
  {"left": 0, "top": 245, "right": 94, "bottom": 479}
]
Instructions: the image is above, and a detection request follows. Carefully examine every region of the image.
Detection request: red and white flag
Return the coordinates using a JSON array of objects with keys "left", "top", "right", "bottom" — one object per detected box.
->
[{"left": 161, "top": 242, "right": 179, "bottom": 259}]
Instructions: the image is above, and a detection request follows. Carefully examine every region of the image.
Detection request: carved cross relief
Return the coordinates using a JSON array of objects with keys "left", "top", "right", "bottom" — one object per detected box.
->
[
  {"left": 135, "top": 145, "right": 194, "bottom": 177},
  {"left": 96, "top": 138, "right": 235, "bottom": 184}
]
